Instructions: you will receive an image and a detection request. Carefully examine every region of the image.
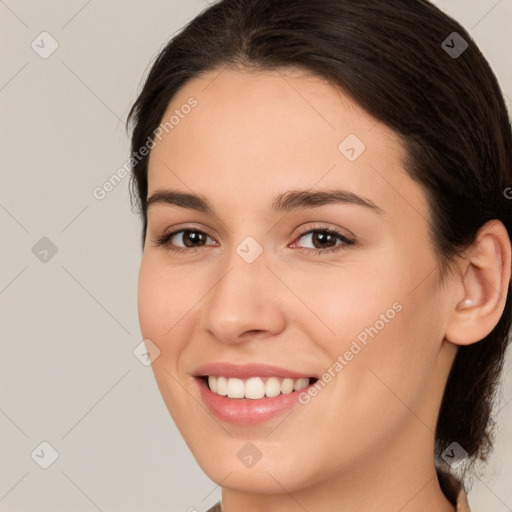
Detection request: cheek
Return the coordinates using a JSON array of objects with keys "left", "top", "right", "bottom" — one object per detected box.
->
[
  {"left": 285, "top": 278, "right": 443, "bottom": 473},
  {"left": 137, "top": 258, "right": 165, "bottom": 342},
  {"left": 137, "top": 254, "right": 195, "bottom": 345},
  {"left": 136, "top": 256, "right": 197, "bottom": 422},
  {"left": 307, "top": 253, "right": 443, "bottom": 410},
  {"left": 136, "top": 255, "right": 193, "bottom": 392},
  {"left": 375, "top": 286, "right": 443, "bottom": 388},
  {"left": 296, "top": 262, "right": 400, "bottom": 351}
]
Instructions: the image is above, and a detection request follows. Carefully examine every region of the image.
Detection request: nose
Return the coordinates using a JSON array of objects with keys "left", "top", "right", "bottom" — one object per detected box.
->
[{"left": 199, "top": 248, "right": 287, "bottom": 345}]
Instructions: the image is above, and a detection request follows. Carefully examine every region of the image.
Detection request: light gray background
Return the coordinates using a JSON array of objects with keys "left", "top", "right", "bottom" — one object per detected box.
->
[{"left": 1, "top": 1, "right": 511, "bottom": 511}]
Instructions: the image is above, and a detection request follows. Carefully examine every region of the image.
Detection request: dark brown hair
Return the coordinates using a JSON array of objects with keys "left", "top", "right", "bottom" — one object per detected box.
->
[{"left": 127, "top": 0, "right": 512, "bottom": 477}]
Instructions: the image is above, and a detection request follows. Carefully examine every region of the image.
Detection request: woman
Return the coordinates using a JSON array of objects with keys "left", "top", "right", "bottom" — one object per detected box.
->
[{"left": 127, "top": 1, "right": 512, "bottom": 510}]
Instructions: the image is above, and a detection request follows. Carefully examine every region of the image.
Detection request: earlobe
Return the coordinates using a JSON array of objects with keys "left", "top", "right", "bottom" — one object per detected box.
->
[{"left": 445, "top": 220, "right": 511, "bottom": 347}]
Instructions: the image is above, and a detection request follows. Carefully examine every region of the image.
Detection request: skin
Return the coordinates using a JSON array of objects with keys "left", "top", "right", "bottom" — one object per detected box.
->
[{"left": 137, "top": 67, "right": 511, "bottom": 512}]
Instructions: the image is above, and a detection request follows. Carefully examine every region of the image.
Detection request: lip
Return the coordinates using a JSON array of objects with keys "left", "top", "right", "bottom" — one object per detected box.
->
[
  {"left": 193, "top": 362, "right": 318, "bottom": 425},
  {"left": 193, "top": 362, "right": 316, "bottom": 380}
]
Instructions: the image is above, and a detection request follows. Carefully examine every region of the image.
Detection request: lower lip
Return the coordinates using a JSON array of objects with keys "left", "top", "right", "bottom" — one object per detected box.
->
[{"left": 196, "top": 377, "right": 313, "bottom": 425}]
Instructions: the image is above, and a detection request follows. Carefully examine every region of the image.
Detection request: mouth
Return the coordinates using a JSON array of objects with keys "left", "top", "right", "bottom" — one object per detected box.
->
[
  {"left": 192, "top": 363, "right": 320, "bottom": 425},
  {"left": 199, "top": 375, "right": 319, "bottom": 400}
]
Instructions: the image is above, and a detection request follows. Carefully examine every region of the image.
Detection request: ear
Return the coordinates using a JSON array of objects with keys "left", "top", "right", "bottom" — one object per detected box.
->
[{"left": 445, "top": 220, "right": 511, "bottom": 346}]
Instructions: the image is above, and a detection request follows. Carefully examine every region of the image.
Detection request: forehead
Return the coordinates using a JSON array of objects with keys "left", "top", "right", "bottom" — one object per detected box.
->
[{"left": 146, "top": 67, "right": 427, "bottom": 221}]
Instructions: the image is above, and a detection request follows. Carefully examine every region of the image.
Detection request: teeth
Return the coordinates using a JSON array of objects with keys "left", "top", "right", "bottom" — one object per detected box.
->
[
  {"left": 206, "top": 376, "right": 310, "bottom": 399},
  {"left": 294, "top": 377, "right": 310, "bottom": 391},
  {"left": 265, "top": 377, "right": 281, "bottom": 397},
  {"left": 226, "top": 378, "right": 245, "bottom": 398},
  {"left": 245, "top": 377, "right": 266, "bottom": 399},
  {"left": 281, "top": 378, "right": 294, "bottom": 394},
  {"left": 216, "top": 376, "right": 227, "bottom": 396},
  {"left": 208, "top": 376, "right": 217, "bottom": 393}
]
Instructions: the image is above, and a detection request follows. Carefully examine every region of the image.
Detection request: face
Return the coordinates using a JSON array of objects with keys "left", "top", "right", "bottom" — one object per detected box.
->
[{"left": 138, "top": 68, "right": 455, "bottom": 493}]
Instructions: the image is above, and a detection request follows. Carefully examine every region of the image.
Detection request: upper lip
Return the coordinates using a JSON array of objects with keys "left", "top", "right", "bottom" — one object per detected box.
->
[{"left": 193, "top": 362, "right": 317, "bottom": 380}]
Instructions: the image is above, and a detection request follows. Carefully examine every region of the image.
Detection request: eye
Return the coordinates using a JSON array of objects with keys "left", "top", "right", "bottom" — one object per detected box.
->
[
  {"left": 151, "top": 224, "right": 355, "bottom": 256},
  {"left": 153, "top": 228, "right": 217, "bottom": 254},
  {"left": 291, "top": 226, "right": 355, "bottom": 256}
]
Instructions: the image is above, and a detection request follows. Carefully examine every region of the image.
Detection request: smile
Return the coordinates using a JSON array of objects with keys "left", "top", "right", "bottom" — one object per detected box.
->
[
  {"left": 204, "top": 375, "right": 314, "bottom": 399},
  {"left": 193, "top": 363, "right": 319, "bottom": 424}
]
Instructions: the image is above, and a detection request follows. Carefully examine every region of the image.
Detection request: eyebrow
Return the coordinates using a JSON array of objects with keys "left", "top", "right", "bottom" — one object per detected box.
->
[{"left": 146, "top": 188, "right": 384, "bottom": 215}]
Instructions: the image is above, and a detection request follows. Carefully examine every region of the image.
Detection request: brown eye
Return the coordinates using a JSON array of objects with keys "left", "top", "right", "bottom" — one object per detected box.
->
[
  {"left": 154, "top": 229, "right": 216, "bottom": 253},
  {"left": 293, "top": 227, "right": 355, "bottom": 255},
  {"left": 299, "top": 230, "right": 340, "bottom": 249},
  {"left": 174, "top": 230, "right": 209, "bottom": 248}
]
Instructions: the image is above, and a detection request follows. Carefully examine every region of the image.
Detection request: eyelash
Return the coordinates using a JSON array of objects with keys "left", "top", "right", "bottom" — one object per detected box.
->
[{"left": 152, "top": 224, "right": 355, "bottom": 256}]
